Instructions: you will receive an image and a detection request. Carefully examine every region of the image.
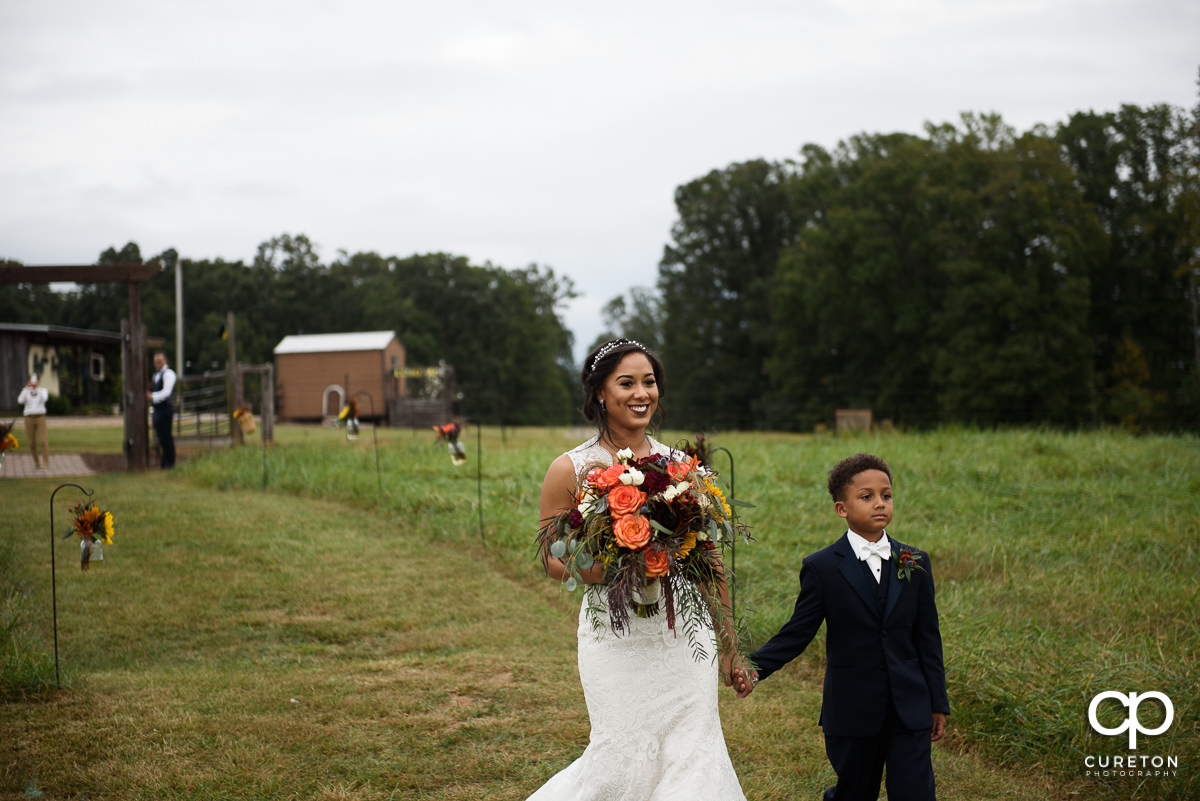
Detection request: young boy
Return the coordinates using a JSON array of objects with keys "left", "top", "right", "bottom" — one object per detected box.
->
[{"left": 735, "top": 453, "right": 948, "bottom": 801}]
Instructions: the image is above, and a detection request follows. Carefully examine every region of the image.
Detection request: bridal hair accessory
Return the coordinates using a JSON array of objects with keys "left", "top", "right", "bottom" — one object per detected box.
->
[{"left": 590, "top": 339, "right": 646, "bottom": 372}]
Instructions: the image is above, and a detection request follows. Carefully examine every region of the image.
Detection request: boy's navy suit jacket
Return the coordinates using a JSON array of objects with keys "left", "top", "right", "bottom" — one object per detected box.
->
[{"left": 751, "top": 533, "right": 950, "bottom": 737}]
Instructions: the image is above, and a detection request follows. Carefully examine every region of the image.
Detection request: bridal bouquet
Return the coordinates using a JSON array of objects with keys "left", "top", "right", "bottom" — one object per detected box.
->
[
  {"left": 65, "top": 501, "right": 115, "bottom": 571},
  {"left": 539, "top": 447, "right": 751, "bottom": 645}
]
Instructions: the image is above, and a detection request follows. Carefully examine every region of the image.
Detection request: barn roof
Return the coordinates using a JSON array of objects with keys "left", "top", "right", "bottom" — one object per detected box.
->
[{"left": 274, "top": 331, "right": 398, "bottom": 355}]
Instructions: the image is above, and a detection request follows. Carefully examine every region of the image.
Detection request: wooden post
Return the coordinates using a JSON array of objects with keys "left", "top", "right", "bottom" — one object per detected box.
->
[
  {"left": 121, "top": 318, "right": 149, "bottom": 471},
  {"left": 126, "top": 275, "right": 150, "bottom": 471},
  {"left": 262, "top": 362, "right": 275, "bottom": 443},
  {"left": 227, "top": 312, "right": 243, "bottom": 446}
]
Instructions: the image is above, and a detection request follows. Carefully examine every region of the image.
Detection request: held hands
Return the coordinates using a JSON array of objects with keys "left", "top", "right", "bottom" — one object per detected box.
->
[
  {"left": 721, "top": 650, "right": 757, "bottom": 698},
  {"left": 731, "top": 667, "right": 758, "bottom": 698}
]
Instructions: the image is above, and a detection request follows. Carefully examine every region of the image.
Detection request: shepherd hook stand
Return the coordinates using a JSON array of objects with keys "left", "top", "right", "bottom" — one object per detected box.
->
[{"left": 49, "top": 482, "right": 94, "bottom": 688}]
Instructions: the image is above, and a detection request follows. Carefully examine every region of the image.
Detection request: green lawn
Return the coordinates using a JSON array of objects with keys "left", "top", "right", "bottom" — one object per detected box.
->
[{"left": 2, "top": 425, "right": 1196, "bottom": 800}]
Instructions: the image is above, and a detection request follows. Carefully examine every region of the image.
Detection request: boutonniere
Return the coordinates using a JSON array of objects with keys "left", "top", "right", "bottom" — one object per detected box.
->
[{"left": 892, "top": 546, "right": 928, "bottom": 582}]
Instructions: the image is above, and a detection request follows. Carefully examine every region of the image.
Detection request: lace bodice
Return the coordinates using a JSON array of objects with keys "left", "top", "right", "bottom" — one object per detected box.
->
[{"left": 564, "top": 435, "right": 676, "bottom": 476}]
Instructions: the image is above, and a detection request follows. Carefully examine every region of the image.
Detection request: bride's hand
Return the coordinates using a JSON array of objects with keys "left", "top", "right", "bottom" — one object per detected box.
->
[
  {"left": 721, "top": 651, "right": 745, "bottom": 687},
  {"left": 732, "top": 667, "right": 758, "bottom": 698}
]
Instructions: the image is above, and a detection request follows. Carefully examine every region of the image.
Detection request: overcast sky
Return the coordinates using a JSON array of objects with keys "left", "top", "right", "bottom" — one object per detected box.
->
[{"left": 2, "top": 1, "right": 1197, "bottom": 363}]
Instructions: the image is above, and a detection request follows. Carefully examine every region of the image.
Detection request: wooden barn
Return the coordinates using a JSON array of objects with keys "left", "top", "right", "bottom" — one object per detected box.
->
[{"left": 273, "top": 331, "right": 405, "bottom": 422}]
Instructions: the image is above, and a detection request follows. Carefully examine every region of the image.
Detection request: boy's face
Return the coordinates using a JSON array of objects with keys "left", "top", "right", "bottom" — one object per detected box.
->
[{"left": 834, "top": 469, "right": 893, "bottom": 539}]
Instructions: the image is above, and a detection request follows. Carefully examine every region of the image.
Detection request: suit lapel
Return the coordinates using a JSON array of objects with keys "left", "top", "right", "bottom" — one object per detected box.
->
[
  {"left": 835, "top": 534, "right": 882, "bottom": 619},
  {"left": 882, "top": 538, "right": 905, "bottom": 622}
]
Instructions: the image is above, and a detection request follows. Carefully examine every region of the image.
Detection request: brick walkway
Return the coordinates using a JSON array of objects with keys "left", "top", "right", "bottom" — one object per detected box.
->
[{"left": 0, "top": 452, "right": 96, "bottom": 479}]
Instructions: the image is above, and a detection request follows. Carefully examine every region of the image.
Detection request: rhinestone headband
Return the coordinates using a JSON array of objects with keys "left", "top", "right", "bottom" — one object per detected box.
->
[{"left": 590, "top": 339, "right": 645, "bottom": 372}]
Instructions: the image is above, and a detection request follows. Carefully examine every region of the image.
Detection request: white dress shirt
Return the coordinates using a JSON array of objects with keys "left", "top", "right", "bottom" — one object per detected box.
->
[
  {"left": 847, "top": 529, "right": 892, "bottom": 584},
  {"left": 151, "top": 366, "right": 177, "bottom": 405}
]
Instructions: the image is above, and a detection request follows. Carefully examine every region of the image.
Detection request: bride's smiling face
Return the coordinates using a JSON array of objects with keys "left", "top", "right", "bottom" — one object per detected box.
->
[{"left": 597, "top": 352, "right": 659, "bottom": 430}]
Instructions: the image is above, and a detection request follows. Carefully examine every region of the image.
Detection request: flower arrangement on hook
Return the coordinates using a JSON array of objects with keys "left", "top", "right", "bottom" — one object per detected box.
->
[
  {"left": 338, "top": 398, "right": 360, "bottom": 437},
  {"left": 433, "top": 422, "right": 466, "bottom": 465},
  {"left": 65, "top": 501, "right": 115, "bottom": 571},
  {"left": 0, "top": 420, "right": 17, "bottom": 470}
]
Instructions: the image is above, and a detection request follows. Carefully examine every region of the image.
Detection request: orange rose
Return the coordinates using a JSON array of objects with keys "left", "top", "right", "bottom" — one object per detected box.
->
[
  {"left": 643, "top": 547, "right": 670, "bottom": 577},
  {"left": 612, "top": 514, "right": 652, "bottom": 550},
  {"left": 589, "top": 464, "right": 627, "bottom": 491},
  {"left": 666, "top": 457, "right": 696, "bottom": 482},
  {"left": 607, "top": 484, "right": 646, "bottom": 516}
]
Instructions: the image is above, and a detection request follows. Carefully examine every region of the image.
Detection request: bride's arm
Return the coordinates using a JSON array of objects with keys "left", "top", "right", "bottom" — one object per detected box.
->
[
  {"left": 706, "top": 546, "right": 747, "bottom": 685},
  {"left": 539, "top": 454, "right": 605, "bottom": 584}
]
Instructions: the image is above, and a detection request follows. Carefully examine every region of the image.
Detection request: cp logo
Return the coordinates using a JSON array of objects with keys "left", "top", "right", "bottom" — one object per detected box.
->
[{"left": 1088, "top": 691, "right": 1174, "bottom": 749}]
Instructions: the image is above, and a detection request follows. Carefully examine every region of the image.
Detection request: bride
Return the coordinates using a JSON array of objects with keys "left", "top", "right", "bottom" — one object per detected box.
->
[{"left": 527, "top": 338, "right": 748, "bottom": 801}]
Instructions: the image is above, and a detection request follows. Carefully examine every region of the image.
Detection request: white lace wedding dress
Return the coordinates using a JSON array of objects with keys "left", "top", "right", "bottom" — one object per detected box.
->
[{"left": 527, "top": 437, "right": 747, "bottom": 801}]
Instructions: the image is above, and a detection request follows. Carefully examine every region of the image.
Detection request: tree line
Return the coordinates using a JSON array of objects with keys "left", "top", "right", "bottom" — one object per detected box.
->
[
  {"left": 1, "top": 237, "right": 579, "bottom": 426},
  {"left": 4, "top": 96, "right": 1198, "bottom": 431},
  {"left": 604, "top": 100, "right": 1200, "bottom": 432}
]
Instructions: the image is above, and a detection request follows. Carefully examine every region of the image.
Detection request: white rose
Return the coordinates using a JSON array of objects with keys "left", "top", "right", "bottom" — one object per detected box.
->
[
  {"left": 621, "top": 468, "right": 645, "bottom": 486},
  {"left": 616, "top": 447, "right": 634, "bottom": 462}
]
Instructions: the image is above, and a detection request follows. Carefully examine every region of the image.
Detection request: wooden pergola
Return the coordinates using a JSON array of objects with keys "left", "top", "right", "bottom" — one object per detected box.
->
[{"left": 0, "top": 262, "right": 162, "bottom": 471}]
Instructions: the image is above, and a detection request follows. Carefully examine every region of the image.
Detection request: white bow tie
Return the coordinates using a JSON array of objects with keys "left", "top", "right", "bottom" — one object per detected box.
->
[{"left": 859, "top": 540, "right": 891, "bottom": 561}]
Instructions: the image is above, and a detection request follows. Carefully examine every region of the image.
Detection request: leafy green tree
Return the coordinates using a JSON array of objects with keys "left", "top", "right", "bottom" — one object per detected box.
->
[
  {"left": 658, "top": 159, "right": 796, "bottom": 430},
  {"left": 598, "top": 287, "right": 663, "bottom": 352},
  {"left": 768, "top": 133, "right": 946, "bottom": 429},
  {"left": 929, "top": 118, "right": 1101, "bottom": 424},
  {"left": 1057, "top": 103, "right": 1200, "bottom": 427},
  {"left": 0, "top": 259, "right": 69, "bottom": 323}
]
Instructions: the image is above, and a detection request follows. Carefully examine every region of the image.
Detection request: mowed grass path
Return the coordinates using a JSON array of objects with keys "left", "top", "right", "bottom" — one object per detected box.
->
[{"left": 2, "top": 424, "right": 1197, "bottom": 800}]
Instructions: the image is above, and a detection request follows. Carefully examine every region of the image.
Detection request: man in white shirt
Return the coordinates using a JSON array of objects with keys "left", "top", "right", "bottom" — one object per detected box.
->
[
  {"left": 146, "top": 352, "right": 177, "bottom": 468},
  {"left": 17, "top": 373, "right": 50, "bottom": 469}
]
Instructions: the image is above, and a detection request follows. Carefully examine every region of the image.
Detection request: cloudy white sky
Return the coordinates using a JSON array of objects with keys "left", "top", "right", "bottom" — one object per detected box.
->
[{"left": 2, "top": 1, "right": 1197, "bottom": 363}]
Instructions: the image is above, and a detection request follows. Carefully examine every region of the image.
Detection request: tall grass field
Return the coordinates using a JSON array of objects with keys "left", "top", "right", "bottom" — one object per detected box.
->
[{"left": 2, "top": 424, "right": 1197, "bottom": 800}]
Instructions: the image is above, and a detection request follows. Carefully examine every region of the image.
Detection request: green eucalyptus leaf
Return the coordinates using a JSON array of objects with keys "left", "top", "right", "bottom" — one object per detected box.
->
[
  {"left": 576, "top": 552, "right": 594, "bottom": 570},
  {"left": 564, "top": 577, "right": 578, "bottom": 592},
  {"left": 550, "top": 540, "right": 567, "bottom": 559},
  {"left": 648, "top": 519, "right": 673, "bottom": 534}
]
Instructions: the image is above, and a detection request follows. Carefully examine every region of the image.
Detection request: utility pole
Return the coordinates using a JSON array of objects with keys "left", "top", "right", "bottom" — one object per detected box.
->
[{"left": 175, "top": 256, "right": 184, "bottom": 376}]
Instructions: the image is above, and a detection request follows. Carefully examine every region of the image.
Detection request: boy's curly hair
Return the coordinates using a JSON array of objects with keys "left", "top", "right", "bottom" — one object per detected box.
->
[{"left": 827, "top": 453, "right": 892, "bottom": 501}]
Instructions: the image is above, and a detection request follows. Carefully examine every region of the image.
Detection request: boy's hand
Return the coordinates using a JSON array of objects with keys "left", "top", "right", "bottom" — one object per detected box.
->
[
  {"left": 732, "top": 668, "right": 758, "bottom": 698},
  {"left": 931, "top": 713, "right": 947, "bottom": 742}
]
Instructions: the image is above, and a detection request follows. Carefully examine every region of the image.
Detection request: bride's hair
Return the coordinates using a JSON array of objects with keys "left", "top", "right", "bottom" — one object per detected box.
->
[{"left": 580, "top": 339, "right": 666, "bottom": 439}]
